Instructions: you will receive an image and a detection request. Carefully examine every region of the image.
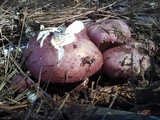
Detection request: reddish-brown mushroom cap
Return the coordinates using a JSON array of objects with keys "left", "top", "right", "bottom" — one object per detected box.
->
[
  {"left": 87, "top": 19, "right": 131, "bottom": 51},
  {"left": 24, "top": 21, "right": 103, "bottom": 83},
  {"left": 102, "top": 42, "right": 151, "bottom": 79},
  {"left": 11, "top": 74, "right": 34, "bottom": 92}
]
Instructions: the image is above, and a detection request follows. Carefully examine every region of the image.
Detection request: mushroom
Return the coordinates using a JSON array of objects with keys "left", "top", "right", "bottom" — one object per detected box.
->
[
  {"left": 87, "top": 19, "right": 131, "bottom": 51},
  {"left": 11, "top": 74, "right": 34, "bottom": 92},
  {"left": 23, "top": 21, "right": 103, "bottom": 83},
  {"left": 102, "top": 41, "right": 151, "bottom": 79}
]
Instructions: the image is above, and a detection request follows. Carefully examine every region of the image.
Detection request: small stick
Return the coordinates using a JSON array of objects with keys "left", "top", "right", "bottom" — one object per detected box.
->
[{"left": 109, "top": 87, "right": 118, "bottom": 109}]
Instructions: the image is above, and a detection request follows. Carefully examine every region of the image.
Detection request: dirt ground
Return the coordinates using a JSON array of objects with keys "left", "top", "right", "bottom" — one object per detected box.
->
[{"left": 0, "top": 0, "right": 160, "bottom": 119}]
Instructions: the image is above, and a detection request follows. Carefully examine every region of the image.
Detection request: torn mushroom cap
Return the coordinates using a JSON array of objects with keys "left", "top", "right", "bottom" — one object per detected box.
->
[
  {"left": 24, "top": 20, "right": 103, "bottom": 83},
  {"left": 36, "top": 21, "right": 84, "bottom": 48},
  {"left": 28, "top": 21, "right": 85, "bottom": 64}
]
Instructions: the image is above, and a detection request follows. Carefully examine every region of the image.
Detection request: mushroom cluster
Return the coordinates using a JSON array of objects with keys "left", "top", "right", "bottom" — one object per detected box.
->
[
  {"left": 87, "top": 19, "right": 158, "bottom": 79},
  {"left": 23, "top": 19, "right": 158, "bottom": 83}
]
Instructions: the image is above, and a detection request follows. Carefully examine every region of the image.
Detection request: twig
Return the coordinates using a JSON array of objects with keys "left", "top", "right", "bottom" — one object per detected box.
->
[
  {"left": 9, "top": 55, "right": 34, "bottom": 83},
  {"left": 15, "top": 6, "right": 27, "bottom": 58},
  {"left": 24, "top": 98, "right": 40, "bottom": 120},
  {"left": 51, "top": 94, "right": 70, "bottom": 120},
  {"left": 131, "top": 52, "right": 138, "bottom": 113},
  {"left": 108, "top": 87, "right": 118, "bottom": 109}
]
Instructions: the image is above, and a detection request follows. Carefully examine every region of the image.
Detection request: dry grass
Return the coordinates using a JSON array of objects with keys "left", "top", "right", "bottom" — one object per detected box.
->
[{"left": 0, "top": 0, "right": 160, "bottom": 119}]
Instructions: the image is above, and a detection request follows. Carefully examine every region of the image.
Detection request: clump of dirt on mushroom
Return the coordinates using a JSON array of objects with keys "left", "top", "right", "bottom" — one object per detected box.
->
[{"left": 0, "top": 0, "right": 160, "bottom": 119}]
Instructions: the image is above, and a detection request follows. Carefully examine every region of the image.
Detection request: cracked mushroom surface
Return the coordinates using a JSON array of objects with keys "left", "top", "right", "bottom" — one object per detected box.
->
[{"left": 23, "top": 21, "right": 103, "bottom": 83}]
